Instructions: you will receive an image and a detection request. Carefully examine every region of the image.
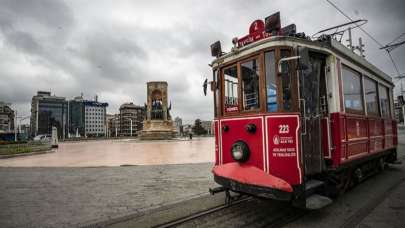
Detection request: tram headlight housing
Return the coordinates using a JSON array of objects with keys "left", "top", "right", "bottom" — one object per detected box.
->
[{"left": 231, "top": 141, "right": 250, "bottom": 162}]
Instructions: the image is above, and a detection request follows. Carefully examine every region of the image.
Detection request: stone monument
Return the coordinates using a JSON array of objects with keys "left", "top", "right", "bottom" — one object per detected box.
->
[{"left": 140, "top": 81, "right": 177, "bottom": 140}]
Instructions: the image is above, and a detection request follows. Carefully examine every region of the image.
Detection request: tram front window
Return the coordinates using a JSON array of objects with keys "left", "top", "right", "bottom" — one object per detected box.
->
[
  {"left": 224, "top": 66, "right": 239, "bottom": 113},
  {"left": 241, "top": 59, "right": 260, "bottom": 111},
  {"left": 280, "top": 49, "right": 292, "bottom": 111},
  {"left": 265, "top": 51, "right": 277, "bottom": 112}
]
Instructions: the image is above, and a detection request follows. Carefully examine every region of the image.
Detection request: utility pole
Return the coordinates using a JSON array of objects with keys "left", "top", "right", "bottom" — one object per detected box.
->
[
  {"left": 356, "top": 37, "right": 365, "bottom": 57},
  {"left": 346, "top": 27, "right": 354, "bottom": 51},
  {"left": 14, "top": 111, "right": 17, "bottom": 142}
]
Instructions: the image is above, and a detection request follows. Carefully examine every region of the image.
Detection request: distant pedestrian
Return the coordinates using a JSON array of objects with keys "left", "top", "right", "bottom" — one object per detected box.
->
[{"left": 189, "top": 133, "right": 193, "bottom": 140}]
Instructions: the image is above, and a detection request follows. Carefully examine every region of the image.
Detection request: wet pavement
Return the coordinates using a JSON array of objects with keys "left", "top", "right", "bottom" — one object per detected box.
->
[
  {"left": 0, "top": 163, "right": 216, "bottom": 228},
  {"left": 0, "top": 137, "right": 214, "bottom": 167}
]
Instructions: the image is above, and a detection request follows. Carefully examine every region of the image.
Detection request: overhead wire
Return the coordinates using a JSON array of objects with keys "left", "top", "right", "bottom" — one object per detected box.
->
[{"left": 324, "top": 0, "right": 401, "bottom": 76}]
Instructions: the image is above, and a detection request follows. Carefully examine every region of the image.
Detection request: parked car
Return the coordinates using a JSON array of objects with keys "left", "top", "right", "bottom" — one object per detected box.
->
[{"left": 33, "top": 134, "right": 51, "bottom": 142}]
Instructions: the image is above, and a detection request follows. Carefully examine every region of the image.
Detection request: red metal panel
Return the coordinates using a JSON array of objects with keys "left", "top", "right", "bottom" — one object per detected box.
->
[
  {"left": 346, "top": 117, "right": 367, "bottom": 140},
  {"left": 369, "top": 118, "right": 384, "bottom": 153},
  {"left": 345, "top": 115, "right": 368, "bottom": 159},
  {"left": 266, "top": 115, "right": 302, "bottom": 185},
  {"left": 214, "top": 120, "right": 219, "bottom": 166},
  {"left": 393, "top": 120, "right": 398, "bottom": 146},
  {"left": 347, "top": 142, "right": 368, "bottom": 159},
  {"left": 384, "top": 120, "right": 394, "bottom": 149},
  {"left": 330, "top": 112, "right": 343, "bottom": 167},
  {"left": 369, "top": 118, "right": 383, "bottom": 136},
  {"left": 212, "top": 163, "right": 293, "bottom": 192},
  {"left": 220, "top": 117, "right": 265, "bottom": 171}
]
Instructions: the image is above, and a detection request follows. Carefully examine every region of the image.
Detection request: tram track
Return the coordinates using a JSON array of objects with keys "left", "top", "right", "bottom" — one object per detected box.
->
[
  {"left": 153, "top": 196, "right": 307, "bottom": 228},
  {"left": 152, "top": 197, "right": 251, "bottom": 228}
]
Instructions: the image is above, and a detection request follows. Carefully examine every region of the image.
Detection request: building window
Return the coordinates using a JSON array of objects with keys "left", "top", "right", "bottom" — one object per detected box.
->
[
  {"left": 241, "top": 58, "right": 260, "bottom": 111},
  {"left": 364, "top": 77, "right": 379, "bottom": 116},
  {"left": 379, "top": 84, "right": 391, "bottom": 118},
  {"left": 342, "top": 65, "right": 364, "bottom": 113},
  {"left": 223, "top": 65, "right": 239, "bottom": 113},
  {"left": 265, "top": 50, "right": 277, "bottom": 112}
]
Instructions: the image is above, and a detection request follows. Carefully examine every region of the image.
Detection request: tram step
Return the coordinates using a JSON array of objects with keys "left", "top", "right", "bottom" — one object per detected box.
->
[
  {"left": 306, "top": 194, "right": 332, "bottom": 210},
  {"left": 305, "top": 179, "right": 325, "bottom": 194}
]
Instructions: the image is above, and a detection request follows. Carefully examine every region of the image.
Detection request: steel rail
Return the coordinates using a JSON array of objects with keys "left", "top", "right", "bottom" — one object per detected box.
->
[
  {"left": 152, "top": 197, "right": 251, "bottom": 228},
  {"left": 153, "top": 196, "right": 309, "bottom": 228}
]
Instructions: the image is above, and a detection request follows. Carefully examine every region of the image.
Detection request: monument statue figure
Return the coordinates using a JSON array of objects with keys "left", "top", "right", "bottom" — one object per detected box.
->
[{"left": 140, "top": 81, "right": 177, "bottom": 140}]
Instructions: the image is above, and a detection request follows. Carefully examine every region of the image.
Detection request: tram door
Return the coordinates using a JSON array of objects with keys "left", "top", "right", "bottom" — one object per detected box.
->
[{"left": 299, "top": 51, "right": 327, "bottom": 176}]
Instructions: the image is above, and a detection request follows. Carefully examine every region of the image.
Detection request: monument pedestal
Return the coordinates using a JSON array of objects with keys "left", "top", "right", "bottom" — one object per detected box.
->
[{"left": 140, "top": 120, "right": 177, "bottom": 140}]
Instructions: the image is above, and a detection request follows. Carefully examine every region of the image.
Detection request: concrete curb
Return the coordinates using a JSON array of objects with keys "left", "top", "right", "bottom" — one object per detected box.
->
[
  {"left": 80, "top": 192, "right": 226, "bottom": 228},
  {"left": 0, "top": 149, "right": 54, "bottom": 159}
]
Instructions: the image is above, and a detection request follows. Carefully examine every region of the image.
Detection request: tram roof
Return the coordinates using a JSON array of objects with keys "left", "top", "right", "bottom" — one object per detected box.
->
[{"left": 211, "top": 36, "right": 393, "bottom": 86}]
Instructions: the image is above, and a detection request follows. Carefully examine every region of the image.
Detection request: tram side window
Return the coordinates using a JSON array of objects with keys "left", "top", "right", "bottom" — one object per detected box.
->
[
  {"left": 241, "top": 59, "right": 260, "bottom": 111},
  {"left": 223, "top": 66, "right": 239, "bottom": 113},
  {"left": 281, "top": 49, "right": 292, "bottom": 111},
  {"left": 342, "top": 66, "right": 364, "bottom": 113},
  {"left": 265, "top": 51, "right": 277, "bottom": 112},
  {"left": 364, "top": 77, "right": 379, "bottom": 116},
  {"left": 379, "top": 85, "right": 391, "bottom": 118}
]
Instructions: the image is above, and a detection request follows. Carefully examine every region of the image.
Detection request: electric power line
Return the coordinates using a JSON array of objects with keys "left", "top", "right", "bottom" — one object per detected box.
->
[
  {"left": 325, "top": 0, "right": 401, "bottom": 76},
  {"left": 388, "top": 52, "right": 401, "bottom": 75},
  {"left": 388, "top": 32, "right": 405, "bottom": 45}
]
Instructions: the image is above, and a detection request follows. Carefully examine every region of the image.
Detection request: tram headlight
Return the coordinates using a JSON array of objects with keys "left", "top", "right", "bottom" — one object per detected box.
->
[{"left": 231, "top": 141, "right": 250, "bottom": 162}]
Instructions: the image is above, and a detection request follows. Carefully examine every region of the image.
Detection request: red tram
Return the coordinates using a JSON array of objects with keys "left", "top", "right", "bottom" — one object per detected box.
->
[{"left": 207, "top": 12, "right": 398, "bottom": 209}]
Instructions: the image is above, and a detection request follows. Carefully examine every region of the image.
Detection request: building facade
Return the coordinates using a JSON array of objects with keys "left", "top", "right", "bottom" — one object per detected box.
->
[
  {"left": 30, "top": 91, "right": 68, "bottom": 139},
  {"left": 0, "top": 102, "right": 15, "bottom": 133},
  {"left": 106, "top": 114, "right": 120, "bottom": 137},
  {"left": 394, "top": 101, "right": 404, "bottom": 124},
  {"left": 68, "top": 96, "right": 85, "bottom": 137},
  {"left": 201, "top": 120, "right": 214, "bottom": 135},
  {"left": 174, "top": 116, "right": 183, "bottom": 135},
  {"left": 84, "top": 100, "right": 108, "bottom": 137},
  {"left": 119, "top": 102, "right": 145, "bottom": 136}
]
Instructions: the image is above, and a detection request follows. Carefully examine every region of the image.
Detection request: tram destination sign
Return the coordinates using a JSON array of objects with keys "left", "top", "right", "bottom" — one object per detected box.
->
[{"left": 237, "top": 12, "right": 296, "bottom": 48}]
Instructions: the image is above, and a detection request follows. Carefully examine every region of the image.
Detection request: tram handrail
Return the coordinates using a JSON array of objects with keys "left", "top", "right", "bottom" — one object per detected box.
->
[{"left": 300, "top": 98, "right": 307, "bottom": 135}]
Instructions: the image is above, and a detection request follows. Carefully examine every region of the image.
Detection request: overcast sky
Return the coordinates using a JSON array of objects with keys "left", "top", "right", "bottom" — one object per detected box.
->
[{"left": 1, "top": 0, "right": 404, "bottom": 124}]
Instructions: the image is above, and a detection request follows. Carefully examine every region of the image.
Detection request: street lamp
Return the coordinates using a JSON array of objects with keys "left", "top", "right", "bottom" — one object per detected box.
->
[{"left": 15, "top": 114, "right": 30, "bottom": 142}]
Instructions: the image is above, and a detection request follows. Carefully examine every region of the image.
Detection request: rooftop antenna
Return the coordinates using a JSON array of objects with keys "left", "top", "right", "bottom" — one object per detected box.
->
[
  {"left": 312, "top": 19, "right": 367, "bottom": 57},
  {"left": 355, "top": 37, "right": 365, "bottom": 57},
  {"left": 346, "top": 27, "right": 354, "bottom": 51},
  {"left": 312, "top": 19, "right": 367, "bottom": 41}
]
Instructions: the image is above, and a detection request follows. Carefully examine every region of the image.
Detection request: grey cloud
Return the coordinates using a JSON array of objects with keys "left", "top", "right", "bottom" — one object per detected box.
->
[
  {"left": 0, "top": 0, "right": 404, "bottom": 123},
  {"left": 4, "top": 30, "right": 43, "bottom": 55},
  {"left": 80, "top": 32, "right": 148, "bottom": 82},
  {"left": 0, "top": 0, "right": 74, "bottom": 31}
]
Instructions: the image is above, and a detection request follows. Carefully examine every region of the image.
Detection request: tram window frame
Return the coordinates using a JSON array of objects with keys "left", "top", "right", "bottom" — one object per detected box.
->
[
  {"left": 240, "top": 56, "right": 261, "bottom": 112},
  {"left": 342, "top": 65, "right": 364, "bottom": 114},
  {"left": 363, "top": 76, "right": 379, "bottom": 117},
  {"left": 278, "top": 48, "right": 298, "bottom": 112},
  {"left": 213, "top": 69, "right": 221, "bottom": 117},
  {"left": 378, "top": 84, "right": 391, "bottom": 118},
  {"left": 222, "top": 64, "right": 240, "bottom": 115},
  {"left": 264, "top": 50, "right": 277, "bottom": 112}
]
